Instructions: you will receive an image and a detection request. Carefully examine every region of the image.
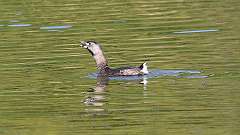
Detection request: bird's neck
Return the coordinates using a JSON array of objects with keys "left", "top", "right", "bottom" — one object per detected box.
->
[{"left": 93, "top": 52, "right": 108, "bottom": 70}]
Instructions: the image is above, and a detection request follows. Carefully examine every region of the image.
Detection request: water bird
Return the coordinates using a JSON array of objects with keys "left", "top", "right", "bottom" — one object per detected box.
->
[{"left": 80, "top": 41, "right": 149, "bottom": 76}]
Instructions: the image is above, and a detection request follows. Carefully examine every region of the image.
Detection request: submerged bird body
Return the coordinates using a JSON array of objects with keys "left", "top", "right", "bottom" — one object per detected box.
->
[{"left": 80, "top": 41, "right": 148, "bottom": 76}]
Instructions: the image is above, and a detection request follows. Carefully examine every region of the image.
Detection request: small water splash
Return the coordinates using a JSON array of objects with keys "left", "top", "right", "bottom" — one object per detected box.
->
[
  {"left": 88, "top": 69, "right": 206, "bottom": 81},
  {"left": 174, "top": 29, "right": 219, "bottom": 34}
]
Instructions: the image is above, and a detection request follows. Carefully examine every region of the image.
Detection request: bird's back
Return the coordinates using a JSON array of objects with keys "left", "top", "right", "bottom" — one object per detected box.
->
[{"left": 103, "top": 66, "right": 142, "bottom": 76}]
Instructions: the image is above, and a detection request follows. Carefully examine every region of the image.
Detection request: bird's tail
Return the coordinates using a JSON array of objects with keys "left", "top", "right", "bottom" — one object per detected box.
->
[{"left": 139, "top": 62, "right": 149, "bottom": 74}]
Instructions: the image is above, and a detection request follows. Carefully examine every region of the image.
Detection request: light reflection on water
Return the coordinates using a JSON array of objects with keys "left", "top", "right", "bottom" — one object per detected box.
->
[
  {"left": 174, "top": 29, "right": 219, "bottom": 34},
  {"left": 8, "top": 24, "right": 32, "bottom": 27},
  {"left": 40, "top": 25, "right": 72, "bottom": 30}
]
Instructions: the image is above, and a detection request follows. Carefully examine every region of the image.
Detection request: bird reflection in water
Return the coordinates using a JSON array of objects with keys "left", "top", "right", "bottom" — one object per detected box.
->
[
  {"left": 83, "top": 75, "right": 148, "bottom": 113},
  {"left": 83, "top": 75, "right": 109, "bottom": 107}
]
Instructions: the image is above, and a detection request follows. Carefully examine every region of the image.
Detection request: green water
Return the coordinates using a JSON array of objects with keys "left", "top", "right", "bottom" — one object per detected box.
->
[{"left": 0, "top": 0, "right": 239, "bottom": 135}]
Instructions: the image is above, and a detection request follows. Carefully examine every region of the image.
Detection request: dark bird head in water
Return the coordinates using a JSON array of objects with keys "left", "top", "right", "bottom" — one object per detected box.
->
[{"left": 80, "top": 41, "right": 102, "bottom": 56}]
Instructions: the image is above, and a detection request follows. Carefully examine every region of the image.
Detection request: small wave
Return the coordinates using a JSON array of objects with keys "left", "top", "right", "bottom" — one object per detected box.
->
[
  {"left": 40, "top": 25, "right": 72, "bottom": 30},
  {"left": 9, "top": 20, "right": 20, "bottom": 23},
  {"left": 174, "top": 29, "right": 219, "bottom": 34},
  {"left": 8, "top": 24, "right": 32, "bottom": 27}
]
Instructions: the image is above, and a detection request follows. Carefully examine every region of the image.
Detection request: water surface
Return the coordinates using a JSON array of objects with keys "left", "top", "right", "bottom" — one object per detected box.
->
[{"left": 0, "top": 0, "right": 239, "bottom": 135}]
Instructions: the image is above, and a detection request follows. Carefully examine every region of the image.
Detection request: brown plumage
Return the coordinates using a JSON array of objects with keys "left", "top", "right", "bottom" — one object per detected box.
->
[{"left": 80, "top": 41, "right": 148, "bottom": 76}]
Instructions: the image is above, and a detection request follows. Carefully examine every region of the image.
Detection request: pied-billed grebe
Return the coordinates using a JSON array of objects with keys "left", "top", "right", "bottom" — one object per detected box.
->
[{"left": 80, "top": 41, "right": 148, "bottom": 76}]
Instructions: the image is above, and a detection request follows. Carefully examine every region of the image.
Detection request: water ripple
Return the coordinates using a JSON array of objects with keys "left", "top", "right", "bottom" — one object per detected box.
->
[
  {"left": 40, "top": 25, "right": 72, "bottom": 30},
  {"left": 8, "top": 24, "right": 32, "bottom": 27},
  {"left": 174, "top": 29, "right": 219, "bottom": 34},
  {"left": 88, "top": 69, "right": 206, "bottom": 81}
]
